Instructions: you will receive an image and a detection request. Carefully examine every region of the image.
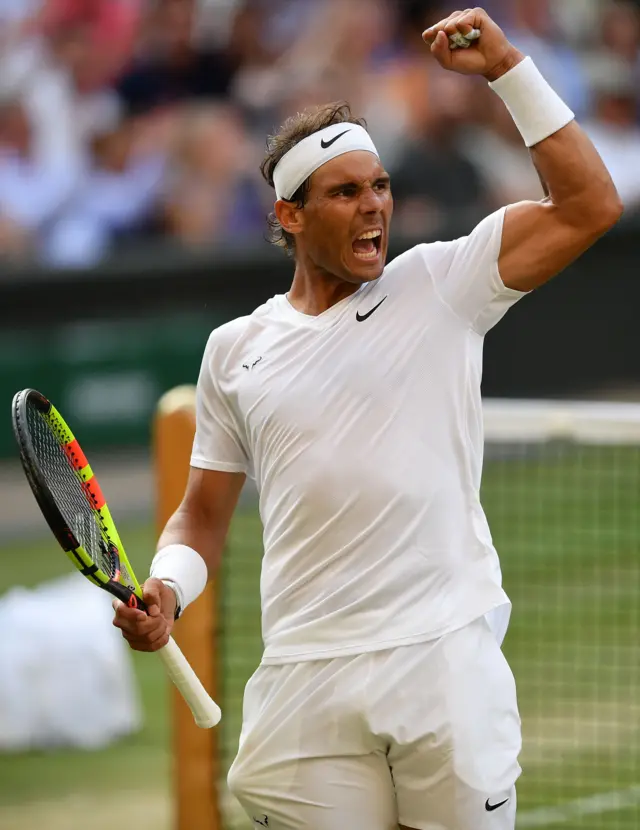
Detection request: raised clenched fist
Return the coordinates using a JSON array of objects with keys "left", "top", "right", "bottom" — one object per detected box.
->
[{"left": 422, "top": 7, "right": 523, "bottom": 81}]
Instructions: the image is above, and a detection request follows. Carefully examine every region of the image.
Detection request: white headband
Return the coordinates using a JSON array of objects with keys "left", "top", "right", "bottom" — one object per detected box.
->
[{"left": 273, "top": 123, "right": 379, "bottom": 200}]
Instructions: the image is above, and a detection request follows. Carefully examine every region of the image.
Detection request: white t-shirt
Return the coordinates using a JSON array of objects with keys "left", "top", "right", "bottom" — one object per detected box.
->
[{"left": 191, "top": 207, "right": 526, "bottom": 664}]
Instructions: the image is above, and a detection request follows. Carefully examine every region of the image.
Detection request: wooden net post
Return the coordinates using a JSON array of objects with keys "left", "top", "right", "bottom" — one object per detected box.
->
[{"left": 153, "top": 386, "right": 221, "bottom": 830}]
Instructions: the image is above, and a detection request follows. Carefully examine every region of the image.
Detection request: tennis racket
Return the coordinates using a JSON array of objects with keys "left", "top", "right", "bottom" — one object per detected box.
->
[{"left": 11, "top": 388, "right": 221, "bottom": 729}]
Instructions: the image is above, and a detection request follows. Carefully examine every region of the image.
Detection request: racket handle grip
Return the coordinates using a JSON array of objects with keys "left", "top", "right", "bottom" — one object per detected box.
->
[{"left": 158, "top": 636, "right": 222, "bottom": 728}]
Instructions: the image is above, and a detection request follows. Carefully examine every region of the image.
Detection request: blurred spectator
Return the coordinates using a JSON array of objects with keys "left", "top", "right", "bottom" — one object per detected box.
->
[
  {"left": 599, "top": 0, "right": 640, "bottom": 65},
  {"left": 161, "top": 103, "right": 264, "bottom": 247},
  {"left": 0, "top": 0, "right": 638, "bottom": 267},
  {"left": 582, "top": 53, "right": 640, "bottom": 212},
  {"left": 502, "top": 0, "right": 591, "bottom": 118},
  {"left": 231, "top": 0, "right": 406, "bottom": 161},
  {"left": 44, "top": 106, "right": 167, "bottom": 267},
  {"left": 0, "top": 95, "right": 78, "bottom": 261},
  {"left": 292, "top": 0, "right": 405, "bottom": 163},
  {"left": 0, "top": 0, "right": 43, "bottom": 37},
  {"left": 596, "top": 0, "right": 640, "bottom": 106},
  {"left": 117, "top": 0, "right": 236, "bottom": 115},
  {"left": 42, "top": 0, "right": 142, "bottom": 85},
  {"left": 390, "top": 72, "right": 490, "bottom": 239},
  {"left": 457, "top": 82, "right": 545, "bottom": 208},
  {"left": 228, "top": 0, "right": 321, "bottom": 115},
  {"left": 553, "top": 0, "right": 602, "bottom": 47},
  {"left": 0, "top": 0, "right": 142, "bottom": 201}
]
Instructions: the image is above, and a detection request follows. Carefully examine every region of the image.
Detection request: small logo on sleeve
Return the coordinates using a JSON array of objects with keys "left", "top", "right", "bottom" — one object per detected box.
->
[{"left": 243, "top": 356, "right": 263, "bottom": 371}]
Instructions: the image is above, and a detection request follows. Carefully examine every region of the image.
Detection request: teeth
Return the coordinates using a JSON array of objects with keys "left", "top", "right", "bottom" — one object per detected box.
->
[
  {"left": 358, "top": 230, "right": 382, "bottom": 240},
  {"left": 354, "top": 249, "right": 379, "bottom": 260}
]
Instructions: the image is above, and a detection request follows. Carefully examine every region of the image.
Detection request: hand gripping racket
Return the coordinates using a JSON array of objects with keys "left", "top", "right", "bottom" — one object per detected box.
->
[{"left": 11, "top": 388, "right": 221, "bottom": 729}]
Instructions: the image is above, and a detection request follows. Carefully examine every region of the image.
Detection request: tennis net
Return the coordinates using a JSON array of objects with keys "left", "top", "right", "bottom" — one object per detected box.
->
[{"left": 211, "top": 398, "right": 640, "bottom": 829}]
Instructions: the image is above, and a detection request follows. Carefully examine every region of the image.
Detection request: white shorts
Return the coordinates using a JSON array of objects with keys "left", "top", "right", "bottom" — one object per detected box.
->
[{"left": 228, "top": 616, "right": 522, "bottom": 830}]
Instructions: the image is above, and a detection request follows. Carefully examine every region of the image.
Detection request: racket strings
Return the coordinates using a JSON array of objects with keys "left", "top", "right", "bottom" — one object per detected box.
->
[{"left": 27, "top": 405, "right": 118, "bottom": 580}]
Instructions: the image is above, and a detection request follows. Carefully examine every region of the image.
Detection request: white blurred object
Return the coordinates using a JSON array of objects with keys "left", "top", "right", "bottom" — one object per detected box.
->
[
  {"left": 554, "top": 0, "right": 601, "bottom": 45},
  {"left": 448, "top": 28, "right": 481, "bottom": 50},
  {"left": 0, "top": 573, "right": 142, "bottom": 751}
]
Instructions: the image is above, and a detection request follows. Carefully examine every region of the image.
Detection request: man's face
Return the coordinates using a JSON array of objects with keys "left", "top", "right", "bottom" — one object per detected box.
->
[{"left": 285, "top": 151, "right": 393, "bottom": 284}]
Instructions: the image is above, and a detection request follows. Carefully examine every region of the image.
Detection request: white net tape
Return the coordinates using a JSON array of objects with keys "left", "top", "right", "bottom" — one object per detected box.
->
[{"left": 484, "top": 399, "right": 640, "bottom": 445}]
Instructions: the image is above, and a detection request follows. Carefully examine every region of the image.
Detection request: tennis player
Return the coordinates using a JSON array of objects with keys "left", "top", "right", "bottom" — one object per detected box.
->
[{"left": 113, "top": 8, "right": 621, "bottom": 829}]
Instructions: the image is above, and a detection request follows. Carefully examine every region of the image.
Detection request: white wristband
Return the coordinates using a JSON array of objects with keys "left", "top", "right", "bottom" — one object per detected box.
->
[
  {"left": 488, "top": 56, "right": 575, "bottom": 148},
  {"left": 150, "top": 544, "right": 208, "bottom": 614}
]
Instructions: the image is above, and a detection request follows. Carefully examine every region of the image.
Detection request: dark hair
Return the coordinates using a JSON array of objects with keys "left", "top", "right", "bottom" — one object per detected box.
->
[{"left": 260, "top": 102, "right": 367, "bottom": 257}]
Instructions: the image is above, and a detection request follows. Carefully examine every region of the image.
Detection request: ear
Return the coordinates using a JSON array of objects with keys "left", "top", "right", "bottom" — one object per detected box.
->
[{"left": 275, "top": 198, "right": 304, "bottom": 237}]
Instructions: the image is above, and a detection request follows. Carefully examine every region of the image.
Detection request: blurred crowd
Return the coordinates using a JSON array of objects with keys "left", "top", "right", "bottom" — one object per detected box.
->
[{"left": 0, "top": 0, "right": 639, "bottom": 268}]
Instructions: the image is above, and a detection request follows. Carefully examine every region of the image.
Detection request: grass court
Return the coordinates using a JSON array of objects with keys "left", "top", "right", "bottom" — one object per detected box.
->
[{"left": 0, "top": 443, "right": 638, "bottom": 829}]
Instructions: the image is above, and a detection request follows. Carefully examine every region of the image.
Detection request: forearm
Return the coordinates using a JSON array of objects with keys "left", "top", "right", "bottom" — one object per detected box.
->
[
  {"left": 423, "top": 9, "right": 622, "bottom": 291},
  {"left": 157, "top": 505, "right": 226, "bottom": 579},
  {"left": 488, "top": 51, "right": 621, "bottom": 230},
  {"left": 150, "top": 467, "right": 243, "bottom": 615},
  {"left": 529, "top": 121, "right": 620, "bottom": 227},
  {"left": 488, "top": 49, "right": 622, "bottom": 289}
]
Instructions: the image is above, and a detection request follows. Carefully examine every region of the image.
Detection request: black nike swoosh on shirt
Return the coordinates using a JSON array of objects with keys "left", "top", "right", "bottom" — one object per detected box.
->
[
  {"left": 485, "top": 798, "right": 509, "bottom": 812},
  {"left": 320, "top": 130, "right": 351, "bottom": 149},
  {"left": 356, "top": 296, "right": 388, "bottom": 322}
]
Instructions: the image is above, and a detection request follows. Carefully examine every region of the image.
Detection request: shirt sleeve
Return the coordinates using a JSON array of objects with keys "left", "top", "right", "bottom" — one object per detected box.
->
[
  {"left": 418, "top": 206, "right": 528, "bottom": 335},
  {"left": 190, "top": 334, "right": 249, "bottom": 474}
]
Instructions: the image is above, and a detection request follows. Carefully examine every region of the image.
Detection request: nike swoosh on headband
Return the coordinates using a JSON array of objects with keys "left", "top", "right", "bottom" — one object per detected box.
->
[
  {"left": 320, "top": 130, "right": 351, "bottom": 149},
  {"left": 273, "top": 124, "right": 379, "bottom": 200}
]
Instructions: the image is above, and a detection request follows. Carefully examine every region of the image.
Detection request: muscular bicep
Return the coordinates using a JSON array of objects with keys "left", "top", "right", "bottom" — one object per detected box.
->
[{"left": 498, "top": 198, "right": 603, "bottom": 292}]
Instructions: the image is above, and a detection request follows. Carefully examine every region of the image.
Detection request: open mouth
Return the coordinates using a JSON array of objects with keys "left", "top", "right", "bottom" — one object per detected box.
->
[{"left": 352, "top": 229, "right": 382, "bottom": 260}]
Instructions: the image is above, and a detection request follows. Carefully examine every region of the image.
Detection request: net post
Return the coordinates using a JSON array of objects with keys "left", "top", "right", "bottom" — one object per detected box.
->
[{"left": 153, "top": 386, "right": 221, "bottom": 830}]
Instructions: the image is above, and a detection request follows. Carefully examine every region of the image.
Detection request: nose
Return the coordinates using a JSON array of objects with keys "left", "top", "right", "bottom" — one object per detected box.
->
[{"left": 358, "top": 184, "right": 384, "bottom": 214}]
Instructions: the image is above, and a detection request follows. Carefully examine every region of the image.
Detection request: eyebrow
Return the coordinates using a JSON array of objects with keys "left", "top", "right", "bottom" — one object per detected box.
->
[{"left": 326, "top": 174, "right": 391, "bottom": 194}]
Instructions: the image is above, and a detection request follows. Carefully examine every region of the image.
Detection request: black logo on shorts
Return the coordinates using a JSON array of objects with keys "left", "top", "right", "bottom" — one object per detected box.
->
[
  {"left": 320, "top": 130, "right": 350, "bottom": 149},
  {"left": 253, "top": 816, "right": 269, "bottom": 827},
  {"left": 485, "top": 797, "right": 509, "bottom": 812}
]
